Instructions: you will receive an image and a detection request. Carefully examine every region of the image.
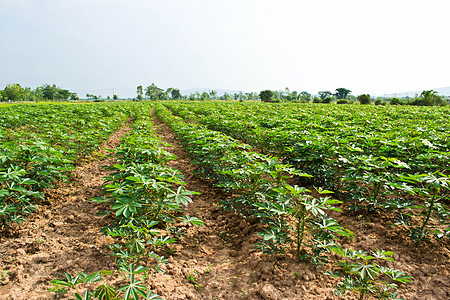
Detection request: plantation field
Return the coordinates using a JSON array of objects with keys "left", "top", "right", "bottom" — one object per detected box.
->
[{"left": 0, "top": 101, "right": 448, "bottom": 300}]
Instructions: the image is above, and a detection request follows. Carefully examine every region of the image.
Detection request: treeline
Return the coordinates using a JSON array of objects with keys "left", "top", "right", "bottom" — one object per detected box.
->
[
  {"left": 260, "top": 88, "right": 448, "bottom": 106},
  {"left": 0, "top": 83, "right": 78, "bottom": 102},
  {"left": 135, "top": 83, "right": 260, "bottom": 101},
  {"left": 137, "top": 84, "right": 448, "bottom": 106}
]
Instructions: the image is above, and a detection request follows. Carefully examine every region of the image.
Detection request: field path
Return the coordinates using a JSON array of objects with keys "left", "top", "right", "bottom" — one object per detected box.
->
[{"left": 0, "top": 121, "right": 132, "bottom": 299}]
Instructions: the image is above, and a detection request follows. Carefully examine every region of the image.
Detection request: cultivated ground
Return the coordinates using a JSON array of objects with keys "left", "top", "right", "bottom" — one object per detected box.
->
[{"left": 0, "top": 115, "right": 449, "bottom": 299}]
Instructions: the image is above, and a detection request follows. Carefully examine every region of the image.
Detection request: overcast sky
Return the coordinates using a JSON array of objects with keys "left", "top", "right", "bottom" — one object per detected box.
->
[{"left": 1, "top": 0, "right": 448, "bottom": 98}]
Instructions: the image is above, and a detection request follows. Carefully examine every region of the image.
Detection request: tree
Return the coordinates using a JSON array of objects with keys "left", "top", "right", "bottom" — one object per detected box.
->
[
  {"left": 357, "top": 94, "right": 371, "bottom": 104},
  {"left": 284, "top": 87, "right": 290, "bottom": 99},
  {"left": 1, "top": 84, "right": 24, "bottom": 101},
  {"left": 288, "top": 90, "right": 298, "bottom": 101},
  {"left": 238, "top": 91, "right": 245, "bottom": 101},
  {"left": 113, "top": 94, "right": 118, "bottom": 100},
  {"left": 57, "top": 89, "right": 71, "bottom": 101},
  {"left": 86, "top": 93, "right": 98, "bottom": 100},
  {"left": 201, "top": 92, "right": 210, "bottom": 100},
  {"left": 41, "top": 84, "right": 59, "bottom": 100},
  {"left": 299, "top": 91, "right": 311, "bottom": 102},
  {"left": 209, "top": 90, "right": 217, "bottom": 100},
  {"left": 145, "top": 83, "right": 164, "bottom": 100},
  {"left": 165, "top": 88, "right": 173, "bottom": 99},
  {"left": 171, "top": 88, "right": 182, "bottom": 99},
  {"left": 335, "top": 88, "right": 351, "bottom": 99},
  {"left": 410, "top": 90, "right": 446, "bottom": 106},
  {"left": 223, "top": 92, "right": 232, "bottom": 100},
  {"left": 259, "top": 90, "right": 274, "bottom": 102},
  {"left": 136, "top": 85, "right": 143, "bottom": 101},
  {"left": 40, "top": 84, "right": 71, "bottom": 100},
  {"left": 390, "top": 98, "right": 402, "bottom": 105},
  {"left": 318, "top": 91, "right": 332, "bottom": 100},
  {"left": 69, "top": 93, "right": 79, "bottom": 100}
]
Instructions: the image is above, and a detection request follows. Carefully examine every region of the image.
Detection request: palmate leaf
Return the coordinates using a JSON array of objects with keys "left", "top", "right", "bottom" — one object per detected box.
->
[
  {"left": 423, "top": 174, "right": 449, "bottom": 190},
  {"left": 84, "top": 271, "right": 106, "bottom": 283},
  {"left": 258, "top": 228, "right": 286, "bottom": 243},
  {"left": 144, "top": 291, "right": 163, "bottom": 300},
  {"left": 74, "top": 291, "right": 93, "bottom": 300},
  {"left": 105, "top": 182, "right": 129, "bottom": 195},
  {"left": 268, "top": 202, "right": 290, "bottom": 215},
  {"left": 119, "top": 281, "right": 148, "bottom": 300},
  {"left": 314, "top": 217, "right": 353, "bottom": 237},
  {"left": 93, "top": 284, "right": 117, "bottom": 300},
  {"left": 126, "top": 238, "right": 146, "bottom": 254},
  {"left": 150, "top": 235, "right": 177, "bottom": 247},
  {"left": 302, "top": 197, "right": 326, "bottom": 217},
  {"left": 180, "top": 215, "right": 205, "bottom": 227},
  {"left": 350, "top": 263, "right": 378, "bottom": 281},
  {"left": 371, "top": 249, "right": 395, "bottom": 261},
  {"left": 0, "top": 204, "right": 17, "bottom": 216},
  {"left": 111, "top": 198, "right": 142, "bottom": 218},
  {"left": 386, "top": 269, "right": 412, "bottom": 283},
  {"left": 50, "top": 272, "right": 85, "bottom": 288},
  {"left": 168, "top": 186, "right": 199, "bottom": 206},
  {"left": 0, "top": 188, "right": 9, "bottom": 197}
]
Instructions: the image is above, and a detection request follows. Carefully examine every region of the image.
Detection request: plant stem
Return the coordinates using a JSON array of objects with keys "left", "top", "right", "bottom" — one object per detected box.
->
[
  {"left": 152, "top": 204, "right": 163, "bottom": 222},
  {"left": 297, "top": 209, "right": 306, "bottom": 258},
  {"left": 359, "top": 289, "right": 366, "bottom": 300},
  {"left": 421, "top": 192, "right": 436, "bottom": 231}
]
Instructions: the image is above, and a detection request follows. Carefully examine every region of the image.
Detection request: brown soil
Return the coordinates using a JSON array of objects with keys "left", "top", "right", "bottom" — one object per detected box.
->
[{"left": 0, "top": 115, "right": 449, "bottom": 300}]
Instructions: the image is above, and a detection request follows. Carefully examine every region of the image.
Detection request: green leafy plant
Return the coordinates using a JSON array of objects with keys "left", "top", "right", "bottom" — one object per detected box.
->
[
  {"left": 50, "top": 264, "right": 162, "bottom": 300},
  {"left": 186, "top": 270, "right": 201, "bottom": 290},
  {"left": 397, "top": 172, "right": 449, "bottom": 241},
  {"left": 326, "top": 246, "right": 411, "bottom": 300}
]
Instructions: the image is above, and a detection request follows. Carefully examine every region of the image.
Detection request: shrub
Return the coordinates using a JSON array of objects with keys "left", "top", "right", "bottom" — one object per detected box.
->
[
  {"left": 357, "top": 94, "right": 371, "bottom": 105},
  {"left": 337, "top": 99, "right": 347, "bottom": 104},
  {"left": 259, "top": 90, "right": 274, "bottom": 102},
  {"left": 410, "top": 90, "right": 446, "bottom": 106},
  {"left": 374, "top": 99, "right": 385, "bottom": 105},
  {"left": 390, "top": 98, "right": 403, "bottom": 105},
  {"left": 322, "top": 96, "right": 333, "bottom": 104}
]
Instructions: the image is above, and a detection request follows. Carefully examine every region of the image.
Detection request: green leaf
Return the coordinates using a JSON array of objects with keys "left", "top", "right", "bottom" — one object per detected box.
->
[
  {"left": 180, "top": 215, "right": 205, "bottom": 227},
  {"left": 94, "top": 284, "right": 116, "bottom": 300}
]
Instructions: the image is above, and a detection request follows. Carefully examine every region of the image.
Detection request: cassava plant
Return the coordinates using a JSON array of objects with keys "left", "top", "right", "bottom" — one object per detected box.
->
[
  {"left": 254, "top": 186, "right": 353, "bottom": 263},
  {"left": 397, "top": 172, "right": 449, "bottom": 241},
  {"left": 326, "top": 246, "right": 411, "bottom": 300},
  {"left": 50, "top": 264, "right": 162, "bottom": 300}
]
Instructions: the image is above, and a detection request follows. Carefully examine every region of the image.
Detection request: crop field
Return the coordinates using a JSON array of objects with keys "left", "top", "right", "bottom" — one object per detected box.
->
[{"left": 0, "top": 101, "right": 448, "bottom": 300}]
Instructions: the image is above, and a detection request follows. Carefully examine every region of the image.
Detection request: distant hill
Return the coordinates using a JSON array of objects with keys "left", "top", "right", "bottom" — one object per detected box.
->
[
  {"left": 180, "top": 87, "right": 242, "bottom": 96},
  {"left": 381, "top": 86, "right": 450, "bottom": 98}
]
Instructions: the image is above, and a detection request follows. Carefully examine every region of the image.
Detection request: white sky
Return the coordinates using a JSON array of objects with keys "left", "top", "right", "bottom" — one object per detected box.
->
[{"left": 0, "top": 0, "right": 449, "bottom": 98}]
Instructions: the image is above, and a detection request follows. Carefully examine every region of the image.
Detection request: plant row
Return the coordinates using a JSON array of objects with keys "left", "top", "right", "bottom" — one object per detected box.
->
[
  {"left": 155, "top": 104, "right": 411, "bottom": 299},
  {"left": 0, "top": 103, "right": 133, "bottom": 227},
  {"left": 164, "top": 101, "right": 450, "bottom": 242},
  {"left": 50, "top": 104, "right": 203, "bottom": 300}
]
